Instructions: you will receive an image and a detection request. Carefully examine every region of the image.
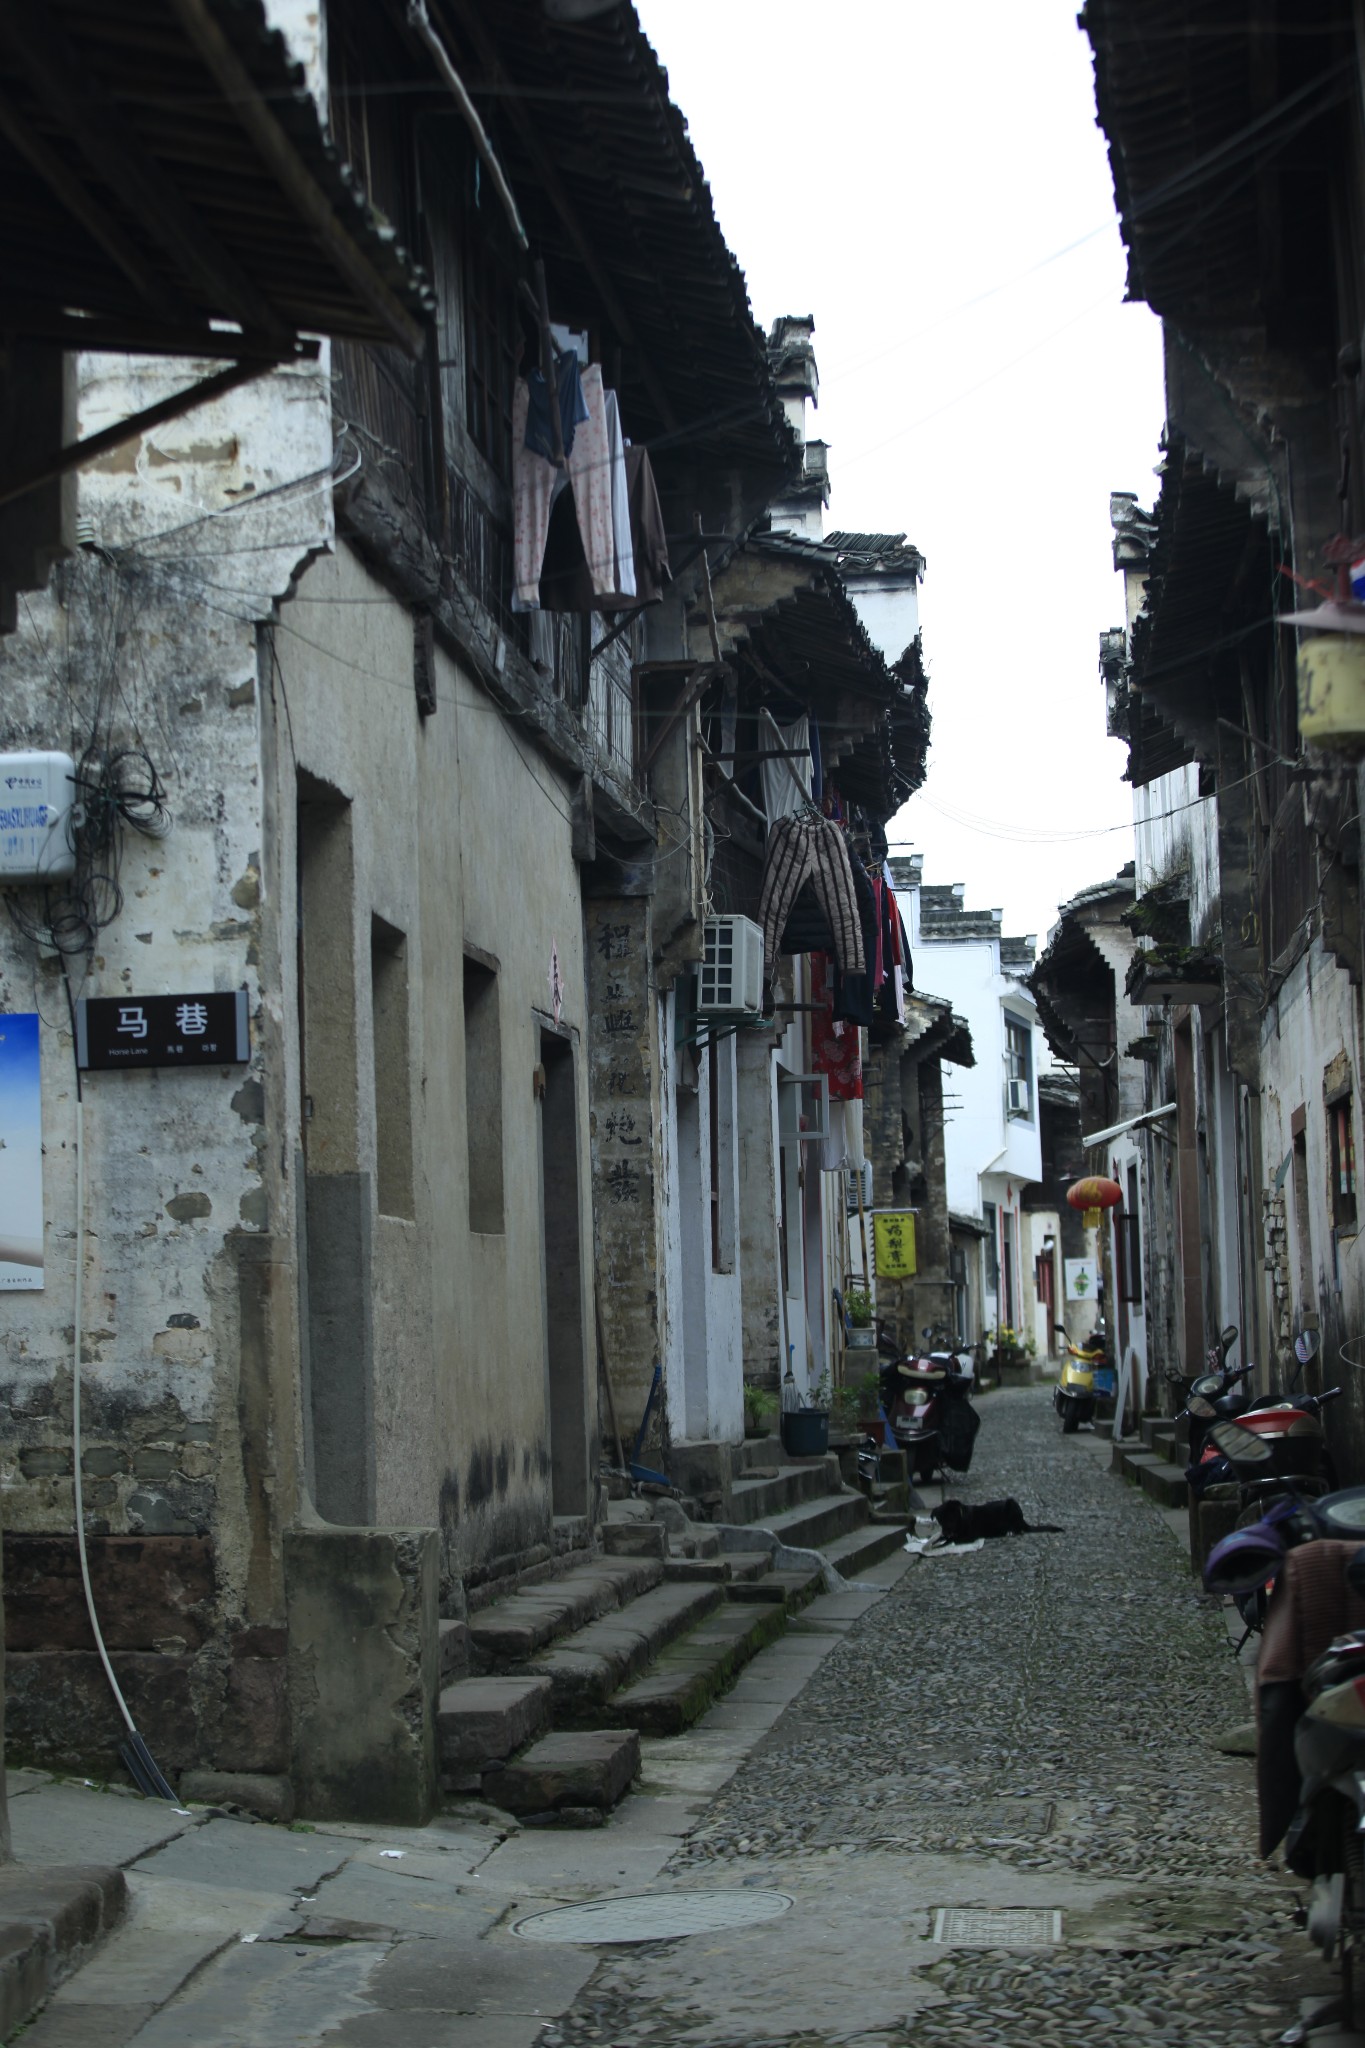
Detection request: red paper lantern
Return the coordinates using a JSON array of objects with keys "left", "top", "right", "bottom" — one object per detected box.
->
[{"left": 1067, "top": 1176, "right": 1122, "bottom": 1230}]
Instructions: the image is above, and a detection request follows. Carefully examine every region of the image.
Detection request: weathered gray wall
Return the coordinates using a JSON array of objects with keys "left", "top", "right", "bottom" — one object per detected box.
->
[
  {"left": 586, "top": 896, "right": 664, "bottom": 1438},
  {"left": 285, "top": 1525, "right": 438, "bottom": 1824},
  {"left": 270, "top": 542, "right": 599, "bottom": 1595},
  {"left": 0, "top": 347, "right": 329, "bottom": 1778}
]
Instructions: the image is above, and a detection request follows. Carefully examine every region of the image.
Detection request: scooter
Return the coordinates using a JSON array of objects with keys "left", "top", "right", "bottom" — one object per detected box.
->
[
  {"left": 1204, "top": 1494, "right": 1365, "bottom": 2034},
  {"left": 1188, "top": 1330, "right": 1335, "bottom": 1505},
  {"left": 1180, "top": 1328, "right": 1256, "bottom": 1497},
  {"left": 1202, "top": 1394, "right": 1343, "bottom": 1642},
  {"left": 1053, "top": 1328, "right": 1114, "bottom": 1434},
  {"left": 875, "top": 1336, "right": 978, "bottom": 1483}
]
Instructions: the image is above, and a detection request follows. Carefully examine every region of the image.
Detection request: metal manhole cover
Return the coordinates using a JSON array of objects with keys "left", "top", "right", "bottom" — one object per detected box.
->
[
  {"left": 512, "top": 1889, "right": 794, "bottom": 1945},
  {"left": 933, "top": 1908, "right": 1062, "bottom": 1947}
]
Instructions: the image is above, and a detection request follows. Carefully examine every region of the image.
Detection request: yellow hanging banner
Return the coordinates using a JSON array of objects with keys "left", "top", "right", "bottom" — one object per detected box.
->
[{"left": 873, "top": 1210, "right": 916, "bottom": 1279}]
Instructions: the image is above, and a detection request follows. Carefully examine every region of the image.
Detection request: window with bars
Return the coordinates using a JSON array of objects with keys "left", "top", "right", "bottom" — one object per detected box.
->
[{"left": 1330, "top": 1094, "right": 1358, "bottom": 1233}]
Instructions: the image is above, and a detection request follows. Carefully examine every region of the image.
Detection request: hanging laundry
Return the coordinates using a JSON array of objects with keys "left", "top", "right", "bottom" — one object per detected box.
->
[
  {"left": 810, "top": 953, "right": 863, "bottom": 1102},
  {"left": 759, "top": 814, "right": 865, "bottom": 987},
  {"left": 540, "top": 432, "right": 670, "bottom": 613},
  {"left": 625, "top": 445, "right": 670, "bottom": 602},
  {"left": 757, "top": 715, "right": 812, "bottom": 825},
  {"left": 565, "top": 365, "right": 632, "bottom": 604},
  {"left": 869, "top": 875, "right": 886, "bottom": 992},
  {"left": 522, "top": 353, "right": 590, "bottom": 463},
  {"left": 832, "top": 961, "right": 874, "bottom": 1030},
  {"left": 780, "top": 847, "right": 878, "bottom": 1022},
  {"left": 512, "top": 377, "right": 566, "bottom": 610},
  {"left": 604, "top": 390, "right": 636, "bottom": 603}
]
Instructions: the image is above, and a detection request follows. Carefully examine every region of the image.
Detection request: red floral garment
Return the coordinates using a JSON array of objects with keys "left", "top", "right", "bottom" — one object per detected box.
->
[{"left": 810, "top": 951, "right": 863, "bottom": 1101}]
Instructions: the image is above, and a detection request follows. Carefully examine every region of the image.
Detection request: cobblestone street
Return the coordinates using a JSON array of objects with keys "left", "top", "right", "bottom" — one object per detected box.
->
[{"left": 541, "top": 1388, "right": 1334, "bottom": 2048}]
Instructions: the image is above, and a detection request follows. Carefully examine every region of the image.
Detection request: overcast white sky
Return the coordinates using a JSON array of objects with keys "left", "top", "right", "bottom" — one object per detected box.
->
[{"left": 635, "top": 0, "right": 1166, "bottom": 947}]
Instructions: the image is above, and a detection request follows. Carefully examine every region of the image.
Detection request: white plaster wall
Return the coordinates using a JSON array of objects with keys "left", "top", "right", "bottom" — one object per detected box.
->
[
  {"left": 843, "top": 581, "right": 920, "bottom": 664},
  {"left": 1022, "top": 1210, "right": 1061, "bottom": 1362},
  {"left": 668, "top": 1034, "right": 744, "bottom": 1445},
  {"left": 658, "top": 990, "right": 686, "bottom": 1446},
  {"left": 1134, "top": 764, "right": 1220, "bottom": 944},
  {"left": 1259, "top": 939, "right": 1365, "bottom": 1375},
  {"left": 899, "top": 886, "right": 1043, "bottom": 1216}
]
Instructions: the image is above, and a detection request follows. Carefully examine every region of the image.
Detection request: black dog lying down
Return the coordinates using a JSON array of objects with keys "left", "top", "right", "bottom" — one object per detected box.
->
[{"left": 931, "top": 1497, "right": 1063, "bottom": 1545}]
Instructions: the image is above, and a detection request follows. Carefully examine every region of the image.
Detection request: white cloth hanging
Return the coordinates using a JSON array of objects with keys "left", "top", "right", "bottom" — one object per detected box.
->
[{"left": 757, "top": 715, "right": 812, "bottom": 825}]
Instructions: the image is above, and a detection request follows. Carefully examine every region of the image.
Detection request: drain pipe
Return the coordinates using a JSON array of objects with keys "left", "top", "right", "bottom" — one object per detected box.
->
[{"left": 64, "top": 980, "right": 177, "bottom": 1802}]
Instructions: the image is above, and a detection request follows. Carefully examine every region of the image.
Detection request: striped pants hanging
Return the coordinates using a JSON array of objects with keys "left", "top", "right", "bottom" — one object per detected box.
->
[{"left": 758, "top": 815, "right": 865, "bottom": 984}]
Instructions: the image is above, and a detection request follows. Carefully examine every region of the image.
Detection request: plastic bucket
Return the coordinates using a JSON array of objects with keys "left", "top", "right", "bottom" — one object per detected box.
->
[{"left": 781, "top": 1409, "right": 830, "bottom": 1458}]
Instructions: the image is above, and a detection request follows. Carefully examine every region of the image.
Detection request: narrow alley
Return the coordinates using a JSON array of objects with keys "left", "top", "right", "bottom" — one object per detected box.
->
[
  {"left": 5, "top": 2, "right": 1365, "bottom": 2041},
  {"left": 542, "top": 1390, "right": 1322, "bottom": 2048},
  {"left": 8, "top": 1391, "right": 1330, "bottom": 2048}
]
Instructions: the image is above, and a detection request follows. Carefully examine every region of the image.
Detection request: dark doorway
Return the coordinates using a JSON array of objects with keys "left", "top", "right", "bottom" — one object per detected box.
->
[{"left": 539, "top": 1031, "right": 589, "bottom": 1516}]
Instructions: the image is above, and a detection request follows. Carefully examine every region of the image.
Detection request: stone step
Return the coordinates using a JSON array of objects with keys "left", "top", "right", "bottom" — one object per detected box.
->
[
  {"left": 436, "top": 1675, "right": 552, "bottom": 1788},
  {"left": 824, "top": 1519, "right": 907, "bottom": 1578},
  {"left": 524, "top": 1580, "right": 726, "bottom": 1717},
  {"left": 1112, "top": 1443, "right": 1187, "bottom": 1509},
  {"left": 601, "top": 1520, "right": 668, "bottom": 1560},
  {"left": 1138, "top": 1458, "right": 1188, "bottom": 1510},
  {"left": 481, "top": 1728, "right": 641, "bottom": 1818},
  {"left": 596, "top": 1601, "right": 788, "bottom": 1736},
  {"left": 467, "top": 1555, "right": 664, "bottom": 1670},
  {"left": 663, "top": 1557, "right": 733, "bottom": 1583},
  {"left": 753, "top": 1488, "right": 870, "bottom": 1553},
  {"left": 728, "top": 1460, "right": 836, "bottom": 1527},
  {"left": 726, "top": 1562, "right": 824, "bottom": 1609},
  {"left": 438, "top": 1617, "right": 470, "bottom": 1684}
]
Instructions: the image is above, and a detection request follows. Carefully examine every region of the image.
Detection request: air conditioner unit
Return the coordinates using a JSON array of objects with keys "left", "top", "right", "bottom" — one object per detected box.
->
[
  {"left": 1007, "top": 1077, "right": 1031, "bottom": 1117},
  {"left": 699, "top": 914, "right": 763, "bottom": 1016},
  {"left": 845, "top": 1160, "right": 873, "bottom": 1212}
]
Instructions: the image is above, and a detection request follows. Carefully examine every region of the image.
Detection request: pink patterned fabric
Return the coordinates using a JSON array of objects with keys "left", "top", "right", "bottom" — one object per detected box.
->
[
  {"left": 512, "top": 377, "right": 561, "bottom": 608},
  {"left": 568, "top": 365, "right": 618, "bottom": 601}
]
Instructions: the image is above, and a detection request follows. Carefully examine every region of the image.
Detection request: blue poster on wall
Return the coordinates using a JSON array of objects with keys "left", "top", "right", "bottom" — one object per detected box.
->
[{"left": 0, "top": 1013, "right": 43, "bottom": 1289}]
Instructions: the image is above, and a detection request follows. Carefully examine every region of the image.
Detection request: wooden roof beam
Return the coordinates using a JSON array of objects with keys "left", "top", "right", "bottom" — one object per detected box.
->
[
  {"left": 0, "top": 87, "right": 195, "bottom": 326},
  {"left": 0, "top": 5, "right": 291, "bottom": 347},
  {"left": 166, "top": 0, "right": 426, "bottom": 357}
]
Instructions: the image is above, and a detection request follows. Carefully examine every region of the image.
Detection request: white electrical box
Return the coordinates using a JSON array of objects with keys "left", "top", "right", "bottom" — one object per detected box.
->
[
  {"left": 699, "top": 914, "right": 763, "bottom": 1016},
  {"left": 0, "top": 752, "right": 78, "bottom": 882}
]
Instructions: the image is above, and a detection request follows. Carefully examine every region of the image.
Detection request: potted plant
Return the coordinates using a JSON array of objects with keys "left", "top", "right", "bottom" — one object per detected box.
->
[
  {"left": 845, "top": 1288, "right": 876, "bottom": 1351},
  {"left": 781, "top": 1372, "right": 830, "bottom": 1459},
  {"left": 743, "top": 1382, "right": 778, "bottom": 1439},
  {"left": 990, "top": 1325, "right": 1034, "bottom": 1375}
]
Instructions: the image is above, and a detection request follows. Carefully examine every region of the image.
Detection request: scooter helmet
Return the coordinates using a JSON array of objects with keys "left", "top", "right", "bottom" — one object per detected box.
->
[{"left": 1203, "top": 1522, "right": 1288, "bottom": 1597}]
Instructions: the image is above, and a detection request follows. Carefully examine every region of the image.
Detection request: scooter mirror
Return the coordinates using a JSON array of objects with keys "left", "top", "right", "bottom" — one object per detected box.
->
[
  {"left": 1186, "top": 1395, "right": 1215, "bottom": 1419},
  {"left": 1347, "top": 1547, "right": 1365, "bottom": 1601},
  {"left": 1210, "top": 1419, "right": 1272, "bottom": 1463},
  {"left": 1295, "top": 1330, "right": 1321, "bottom": 1366},
  {"left": 1220, "top": 1325, "right": 1239, "bottom": 1355}
]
